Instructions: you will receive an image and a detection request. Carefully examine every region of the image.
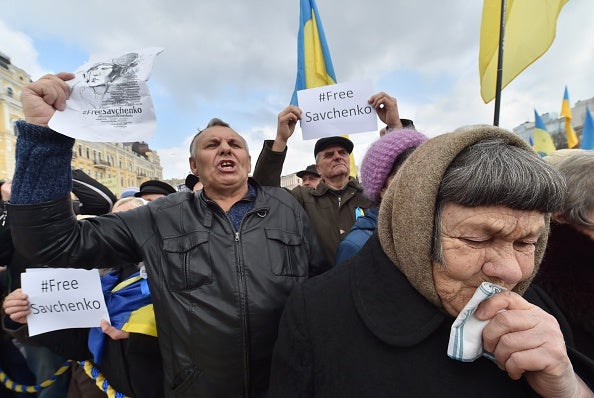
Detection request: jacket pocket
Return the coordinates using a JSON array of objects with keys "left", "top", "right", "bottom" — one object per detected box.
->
[
  {"left": 162, "top": 231, "right": 212, "bottom": 290},
  {"left": 170, "top": 364, "right": 201, "bottom": 394},
  {"left": 265, "top": 228, "right": 307, "bottom": 277}
]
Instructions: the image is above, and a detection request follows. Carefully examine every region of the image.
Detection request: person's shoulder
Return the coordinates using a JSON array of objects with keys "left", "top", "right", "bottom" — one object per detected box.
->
[
  {"left": 146, "top": 191, "right": 193, "bottom": 210},
  {"left": 302, "top": 261, "right": 352, "bottom": 298},
  {"left": 257, "top": 184, "right": 303, "bottom": 203},
  {"left": 347, "top": 177, "right": 364, "bottom": 190}
]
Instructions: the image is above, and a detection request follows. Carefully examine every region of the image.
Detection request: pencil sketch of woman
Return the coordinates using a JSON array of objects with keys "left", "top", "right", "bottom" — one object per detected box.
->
[{"left": 73, "top": 52, "right": 139, "bottom": 109}]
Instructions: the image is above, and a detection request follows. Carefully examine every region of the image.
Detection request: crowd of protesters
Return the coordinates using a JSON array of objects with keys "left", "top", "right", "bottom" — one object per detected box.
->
[{"left": 0, "top": 71, "right": 592, "bottom": 398}]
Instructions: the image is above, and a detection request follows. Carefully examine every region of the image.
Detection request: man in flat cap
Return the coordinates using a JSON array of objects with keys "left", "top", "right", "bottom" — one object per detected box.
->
[
  {"left": 296, "top": 164, "right": 321, "bottom": 189},
  {"left": 253, "top": 92, "right": 408, "bottom": 266},
  {"left": 135, "top": 179, "right": 176, "bottom": 201}
]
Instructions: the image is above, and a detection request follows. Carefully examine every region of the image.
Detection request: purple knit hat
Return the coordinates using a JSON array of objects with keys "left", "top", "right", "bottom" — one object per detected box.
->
[{"left": 360, "top": 129, "right": 428, "bottom": 202}]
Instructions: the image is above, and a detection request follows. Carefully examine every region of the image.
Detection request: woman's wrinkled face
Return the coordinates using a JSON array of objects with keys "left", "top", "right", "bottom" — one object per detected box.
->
[{"left": 432, "top": 203, "right": 546, "bottom": 317}]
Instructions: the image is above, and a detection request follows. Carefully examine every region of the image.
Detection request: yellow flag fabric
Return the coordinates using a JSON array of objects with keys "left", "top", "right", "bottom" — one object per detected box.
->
[
  {"left": 291, "top": 0, "right": 336, "bottom": 106},
  {"left": 479, "top": 0, "right": 569, "bottom": 103},
  {"left": 561, "top": 86, "right": 579, "bottom": 148},
  {"left": 533, "top": 109, "right": 556, "bottom": 156}
]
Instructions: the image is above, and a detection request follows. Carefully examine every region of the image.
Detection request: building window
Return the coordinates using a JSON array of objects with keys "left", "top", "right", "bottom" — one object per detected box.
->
[
  {"left": 86, "top": 148, "right": 90, "bottom": 159},
  {"left": 7, "top": 87, "right": 13, "bottom": 97},
  {"left": 12, "top": 120, "right": 19, "bottom": 137},
  {"left": 78, "top": 144, "right": 82, "bottom": 157}
]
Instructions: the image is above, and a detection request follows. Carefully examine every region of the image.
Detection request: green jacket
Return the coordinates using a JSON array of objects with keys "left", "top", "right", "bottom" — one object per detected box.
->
[{"left": 253, "top": 140, "right": 374, "bottom": 266}]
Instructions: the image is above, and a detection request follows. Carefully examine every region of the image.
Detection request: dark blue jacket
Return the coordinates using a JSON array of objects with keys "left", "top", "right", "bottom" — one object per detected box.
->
[{"left": 335, "top": 207, "right": 378, "bottom": 265}]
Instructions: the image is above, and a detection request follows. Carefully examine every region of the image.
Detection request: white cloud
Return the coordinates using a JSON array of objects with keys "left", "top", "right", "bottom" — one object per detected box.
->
[
  {"left": 1, "top": 0, "right": 592, "bottom": 179},
  {"left": 0, "top": 21, "right": 46, "bottom": 79}
]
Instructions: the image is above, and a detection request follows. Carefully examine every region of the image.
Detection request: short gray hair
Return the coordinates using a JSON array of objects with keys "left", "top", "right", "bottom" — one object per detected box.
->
[
  {"left": 431, "top": 139, "right": 566, "bottom": 264},
  {"left": 189, "top": 118, "right": 249, "bottom": 159},
  {"left": 552, "top": 151, "right": 594, "bottom": 228}
]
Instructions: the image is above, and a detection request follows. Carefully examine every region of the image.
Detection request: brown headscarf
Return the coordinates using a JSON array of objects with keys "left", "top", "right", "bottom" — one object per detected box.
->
[{"left": 377, "top": 125, "right": 551, "bottom": 309}]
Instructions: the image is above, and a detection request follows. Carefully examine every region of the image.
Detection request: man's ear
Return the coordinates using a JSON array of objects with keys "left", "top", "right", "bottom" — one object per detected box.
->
[
  {"left": 551, "top": 212, "right": 567, "bottom": 224},
  {"left": 189, "top": 157, "right": 198, "bottom": 176}
]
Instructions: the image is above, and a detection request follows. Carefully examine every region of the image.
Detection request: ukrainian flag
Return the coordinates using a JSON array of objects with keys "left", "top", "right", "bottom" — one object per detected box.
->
[
  {"left": 291, "top": 0, "right": 337, "bottom": 106},
  {"left": 291, "top": 0, "right": 359, "bottom": 176},
  {"left": 532, "top": 109, "right": 556, "bottom": 157},
  {"left": 582, "top": 106, "right": 594, "bottom": 150},
  {"left": 88, "top": 269, "right": 156, "bottom": 364},
  {"left": 479, "top": 0, "right": 569, "bottom": 103},
  {"left": 560, "top": 86, "right": 579, "bottom": 148}
]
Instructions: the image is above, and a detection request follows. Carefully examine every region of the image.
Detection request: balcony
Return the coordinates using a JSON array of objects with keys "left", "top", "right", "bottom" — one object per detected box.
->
[{"left": 93, "top": 159, "right": 111, "bottom": 169}]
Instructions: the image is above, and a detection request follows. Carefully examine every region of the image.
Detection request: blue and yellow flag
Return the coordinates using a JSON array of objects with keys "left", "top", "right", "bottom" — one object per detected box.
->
[
  {"left": 479, "top": 0, "right": 569, "bottom": 103},
  {"left": 560, "top": 86, "right": 579, "bottom": 148},
  {"left": 582, "top": 106, "right": 594, "bottom": 150},
  {"left": 532, "top": 109, "right": 556, "bottom": 157},
  {"left": 291, "top": 0, "right": 337, "bottom": 106},
  {"left": 88, "top": 269, "right": 156, "bottom": 364},
  {"left": 291, "top": 0, "right": 357, "bottom": 176}
]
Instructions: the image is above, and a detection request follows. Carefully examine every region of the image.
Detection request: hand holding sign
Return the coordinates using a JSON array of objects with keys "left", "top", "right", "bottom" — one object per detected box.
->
[
  {"left": 297, "top": 80, "right": 378, "bottom": 140},
  {"left": 20, "top": 268, "right": 109, "bottom": 336}
]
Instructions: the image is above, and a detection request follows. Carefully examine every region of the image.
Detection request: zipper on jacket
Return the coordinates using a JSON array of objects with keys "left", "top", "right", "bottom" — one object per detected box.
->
[
  {"left": 207, "top": 196, "right": 263, "bottom": 397},
  {"left": 234, "top": 216, "right": 251, "bottom": 397},
  {"left": 233, "top": 206, "right": 267, "bottom": 397}
]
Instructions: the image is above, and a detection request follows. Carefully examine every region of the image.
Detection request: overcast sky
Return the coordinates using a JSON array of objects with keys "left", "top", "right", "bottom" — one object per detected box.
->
[{"left": 2, "top": 0, "right": 593, "bottom": 179}]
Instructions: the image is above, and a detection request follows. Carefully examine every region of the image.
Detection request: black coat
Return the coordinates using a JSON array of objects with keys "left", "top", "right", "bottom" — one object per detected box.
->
[
  {"left": 268, "top": 235, "right": 594, "bottom": 397},
  {"left": 9, "top": 182, "right": 328, "bottom": 398},
  {"left": 533, "top": 222, "right": 594, "bottom": 359}
]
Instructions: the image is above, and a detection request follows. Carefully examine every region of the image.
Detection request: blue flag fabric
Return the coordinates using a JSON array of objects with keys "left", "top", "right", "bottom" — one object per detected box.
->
[
  {"left": 291, "top": 0, "right": 337, "bottom": 105},
  {"left": 582, "top": 106, "right": 594, "bottom": 150},
  {"left": 88, "top": 270, "right": 153, "bottom": 364}
]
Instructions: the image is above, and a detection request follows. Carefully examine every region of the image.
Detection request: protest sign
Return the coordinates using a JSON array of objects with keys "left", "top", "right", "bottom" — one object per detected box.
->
[
  {"left": 48, "top": 47, "right": 163, "bottom": 143},
  {"left": 20, "top": 268, "right": 109, "bottom": 336},
  {"left": 297, "top": 80, "right": 378, "bottom": 140}
]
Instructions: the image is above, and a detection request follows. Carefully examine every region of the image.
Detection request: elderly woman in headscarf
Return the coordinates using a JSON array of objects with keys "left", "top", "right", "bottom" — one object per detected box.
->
[{"left": 268, "top": 126, "right": 594, "bottom": 397}]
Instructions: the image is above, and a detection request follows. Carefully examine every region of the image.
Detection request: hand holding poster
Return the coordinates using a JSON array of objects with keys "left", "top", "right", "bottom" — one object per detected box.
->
[
  {"left": 20, "top": 268, "right": 109, "bottom": 336},
  {"left": 48, "top": 47, "right": 163, "bottom": 143},
  {"left": 297, "top": 80, "right": 378, "bottom": 140}
]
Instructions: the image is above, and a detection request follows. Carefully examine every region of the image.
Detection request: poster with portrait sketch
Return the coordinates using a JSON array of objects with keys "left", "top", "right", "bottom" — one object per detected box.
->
[{"left": 48, "top": 47, "right": 163, "bottom": 142}]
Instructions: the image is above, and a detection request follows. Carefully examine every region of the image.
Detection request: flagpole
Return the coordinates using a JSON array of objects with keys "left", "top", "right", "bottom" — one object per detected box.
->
[{"left": 493, "top": 0, "right": 506, "bottom": 126}]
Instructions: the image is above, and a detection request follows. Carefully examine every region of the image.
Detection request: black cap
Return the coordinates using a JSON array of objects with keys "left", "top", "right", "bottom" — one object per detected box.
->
[
  {"left": 184, "top": 174, "right": 200, "bottom": 190},
  {"left": 135, "top": 180, "right": 176, "bottom": 197},
  {"left": 313, "top": 136, "right": 354, "bottom": 157},
  {"left": 401, "top": 119, "right": 415, "bottom": 129},
  {"left": 296, "top": 164, "right": 320, "bottom": 179}
]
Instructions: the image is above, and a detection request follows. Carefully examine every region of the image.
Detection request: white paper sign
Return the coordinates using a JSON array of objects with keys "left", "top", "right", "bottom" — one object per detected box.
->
[
  {"left": 48, "top": 47, "right": 163, "bottom": 143},
  {"left": 20, "top": 268, "right": 109, "bottom": 336},
  {"left": 297, "top": 80, "right": 378, "bottom": 140}
]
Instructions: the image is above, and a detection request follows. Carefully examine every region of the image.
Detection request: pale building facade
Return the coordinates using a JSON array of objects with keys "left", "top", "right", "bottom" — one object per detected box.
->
[{"left": 0, "top": 52, "right": 164, "bottom": 196}]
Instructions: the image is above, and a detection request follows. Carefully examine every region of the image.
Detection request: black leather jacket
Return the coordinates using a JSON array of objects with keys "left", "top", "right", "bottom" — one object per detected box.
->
[{"left": 9, "top": 182, "right": 328, "bottom": 397}]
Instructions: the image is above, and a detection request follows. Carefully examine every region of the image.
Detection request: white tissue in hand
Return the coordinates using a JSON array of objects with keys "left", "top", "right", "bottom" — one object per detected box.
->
[{"left": 447, "top": 282, "right": 506, "bottom": 362}]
